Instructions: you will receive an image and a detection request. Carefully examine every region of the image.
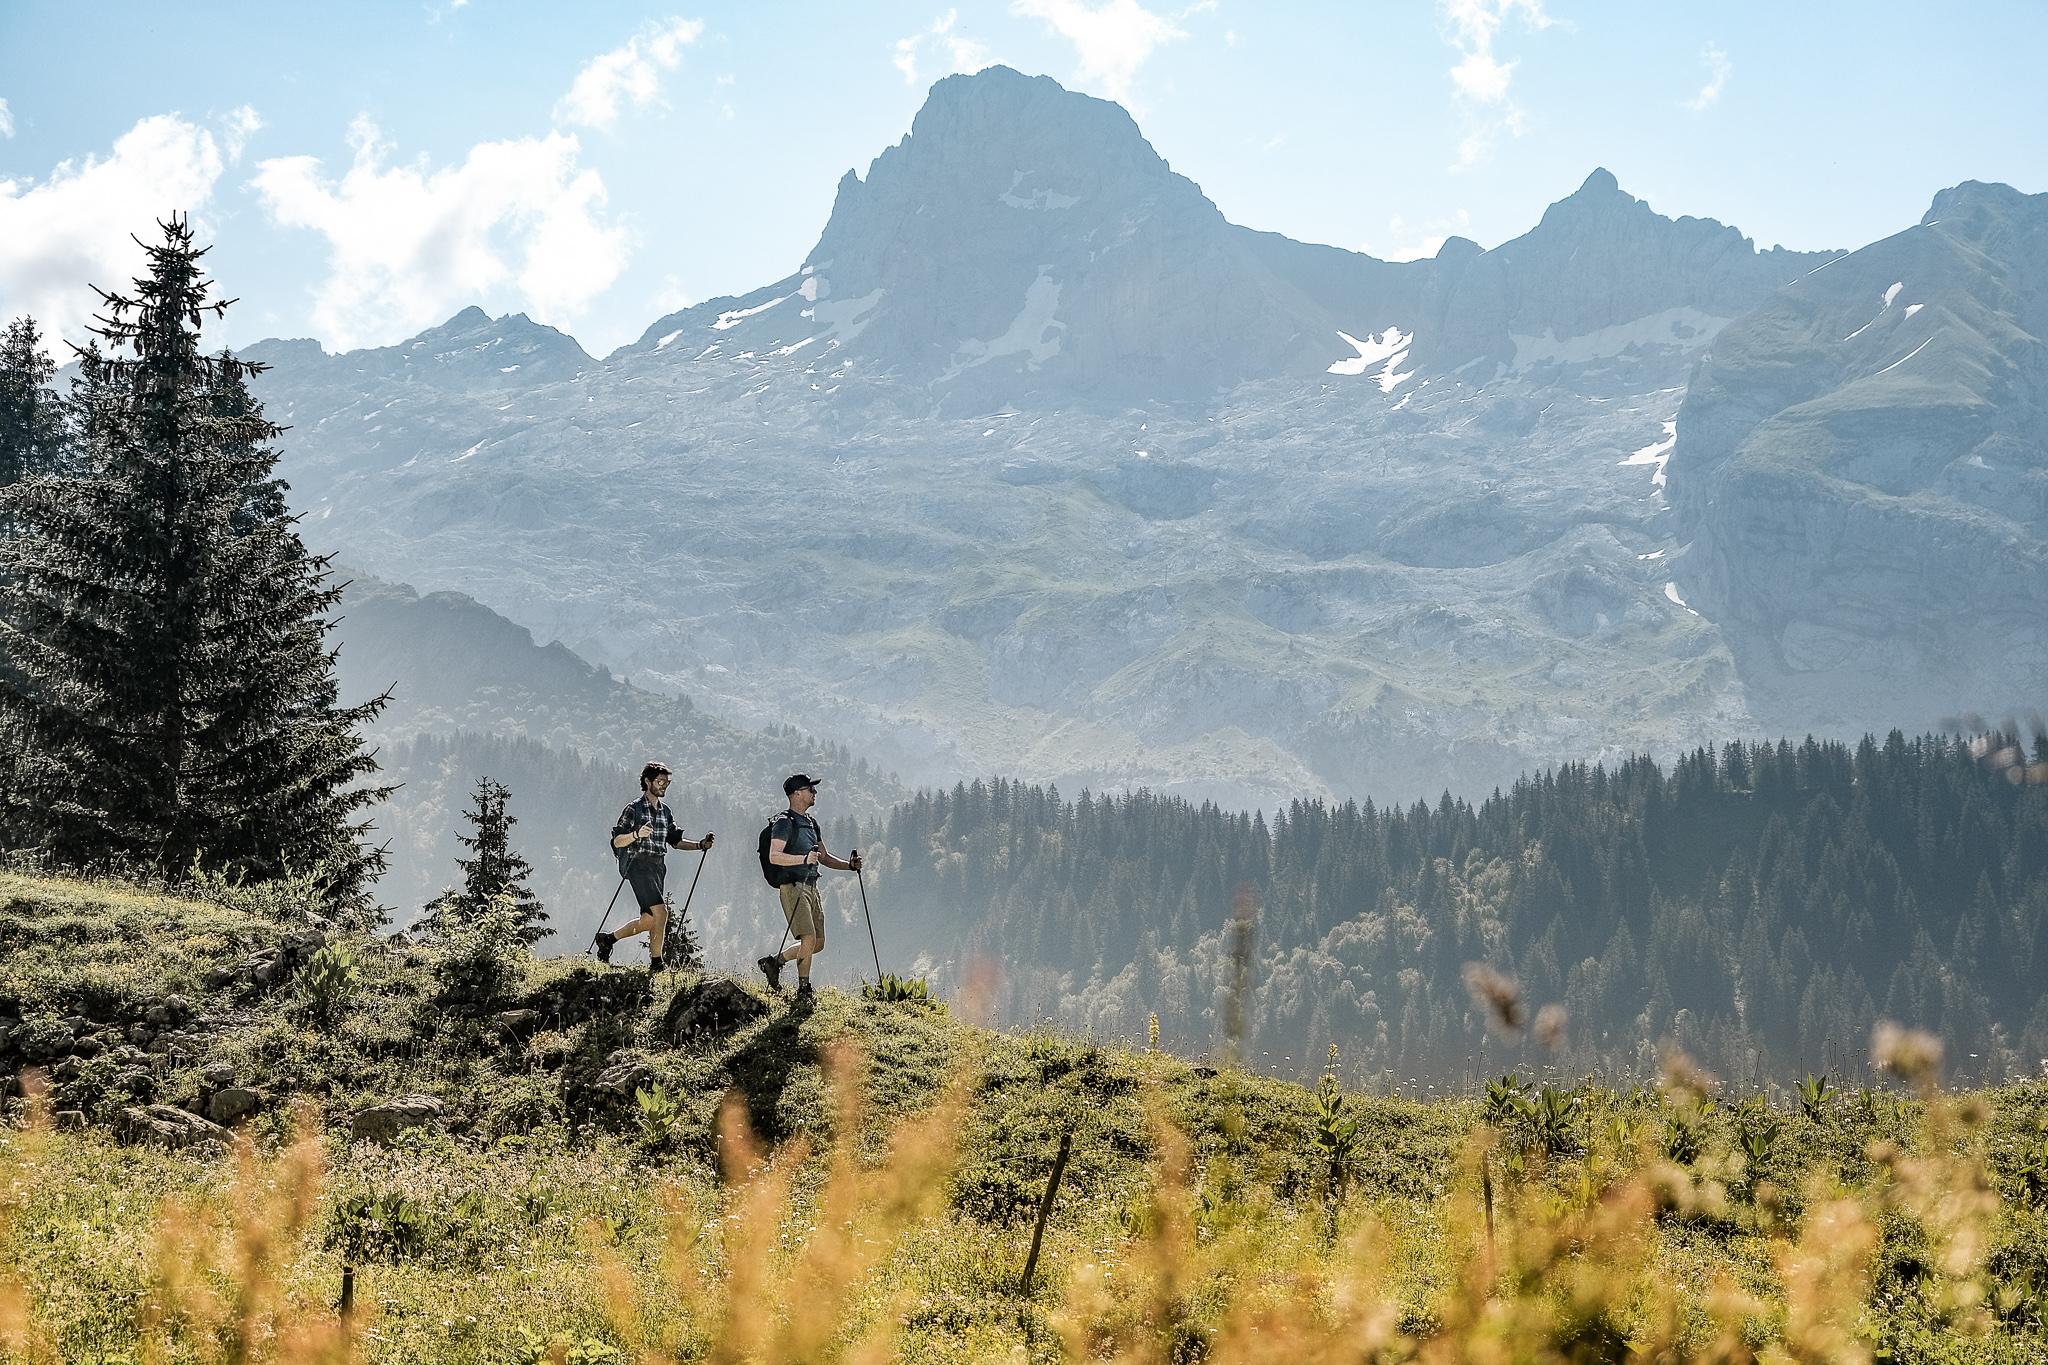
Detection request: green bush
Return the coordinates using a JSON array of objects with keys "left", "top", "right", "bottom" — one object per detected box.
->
[
  {"left": 863, "top": 973, "right": 936, "bottom": 1005},
  {"left": 296, "top": 943, "right": 361, "bottom": 1023},
  {"left": 434, "top": 893, "right": 530, "bottom": 1014}
]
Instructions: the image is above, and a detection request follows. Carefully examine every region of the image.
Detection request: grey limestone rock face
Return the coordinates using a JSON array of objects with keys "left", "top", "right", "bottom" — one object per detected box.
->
[
  {"left": 350, "top": 1094, "right": 443, "bottom": 1143},
  {"left": 1668, "top": 180, "right": 2048, "bottom": 733}
]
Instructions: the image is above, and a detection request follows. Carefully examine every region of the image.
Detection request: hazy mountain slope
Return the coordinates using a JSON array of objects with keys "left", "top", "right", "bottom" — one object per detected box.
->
[
  {"left": 332, "top": 573, "right": 903, "bottom": 821},
  {"left": 1668, "top": 180, "right": 2048, "bottom": 732},
  {"left": 239, "top": 67, "right": 2040, "bottom": 811}
]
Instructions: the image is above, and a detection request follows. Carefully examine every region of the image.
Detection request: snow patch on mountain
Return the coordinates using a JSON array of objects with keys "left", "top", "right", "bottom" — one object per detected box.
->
[
  {"left": 1875, "top": 335, "right": 1934, "bottom": 376},
  {"left": 999, "top": 171, "right": 1081, "bottom": 211},
  {"left": 1620, "top": 420, "right": 1678, "bottom": 492},
  {"left": 714, "top": 295, "right": 791, "bottom": 330},
  {"left": 1328, "top": 326, "right": 1414, "bottom": 392},
  {"left": 811, "top": 288, "right": 884, "bottom": 345},
  {"left": 944, "top": 269, "right": 1064, "bottom": 376}
]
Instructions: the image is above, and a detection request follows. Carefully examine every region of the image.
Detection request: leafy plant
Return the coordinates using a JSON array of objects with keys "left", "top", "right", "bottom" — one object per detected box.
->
[
  {"left": 1662, "top": 1099, "right": 1712, "bottom": 1165},
  {"left": 1530, "top": 1085, "right": 1583, "bottom": 1157},
  {"left": 295, "top": 943, "right": 360, "bottom": 1023},
  {"left": 328, "top": 1190, "right": 431, "bottom": 1265},
  {"left": 633, "top": 1082, "right": 684, "bottom": 1153},
  {"left": 1797, "top": 1072, "right": 1833, "bottom": 1123},
  {"left": 1738, "top": 1105, "right": 1782, "bottom": 1163},
  {"left": 862, "top": 973, "right": 934, "bottom": 1005},
  {"left": 1483, "top": 1072, "right": 1533, "bottom": 1128},
  {"left": 2016, "top": 1136, "right": 2048, "bottom": 1208},
  {"left": 1313, "top": 1075, "right": 1361, "bottom": 1194}
]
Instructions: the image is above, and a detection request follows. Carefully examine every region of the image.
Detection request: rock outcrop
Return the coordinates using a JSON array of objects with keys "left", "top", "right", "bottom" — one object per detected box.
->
[{"left": 1668, "top": 180, "right": 2048, "bottom": 731}]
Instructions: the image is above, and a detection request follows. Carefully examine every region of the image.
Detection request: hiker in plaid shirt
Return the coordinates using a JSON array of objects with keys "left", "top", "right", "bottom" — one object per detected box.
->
[{"left": 594, "top": 762, "right": 713, "bottom": 975}]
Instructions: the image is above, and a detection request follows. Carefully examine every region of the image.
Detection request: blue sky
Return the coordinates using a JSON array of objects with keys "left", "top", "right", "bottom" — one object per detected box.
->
[{"left": 3, "top": 1, "right": 2044, "bottom": 357}]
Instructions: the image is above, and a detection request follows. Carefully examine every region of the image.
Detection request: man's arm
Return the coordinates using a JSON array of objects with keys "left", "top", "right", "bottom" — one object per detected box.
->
[
  {"left": 611, "top": 806, "right": 648, "bottom": 849},
  {"left": 767, "top": 836, "right": 819, "bottom": 868},
  {"left": 672, "top": 828, "right": 715, "bottom": 852}
]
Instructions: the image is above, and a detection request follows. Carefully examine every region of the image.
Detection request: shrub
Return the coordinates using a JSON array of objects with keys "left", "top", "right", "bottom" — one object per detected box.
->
[
  {"left": 1798, "top": 1072, "right": 1834, "bottom": 1123},
  {"left": 433, "top": 892, "right": 529, "bottom": 1013},
  {"left": 633, "top": 1082, "right": 685, "bottom": 1154},
  {"left": 862, "top": 973, "right": 935, "bottom": 1005},
  {"left": 296, "top": 943, "right": 361, "bottom": 1023}
]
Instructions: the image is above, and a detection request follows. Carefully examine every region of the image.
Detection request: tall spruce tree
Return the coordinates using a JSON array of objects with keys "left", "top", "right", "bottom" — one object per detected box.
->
[
  {"left": 0, "top": 316, "right": 70, "bottom": 494},
  {"left": 419, "top": 776, "right": 548, "bottom": 946},
  {"left": 0, "top": 217, "right": 390, "bottom": 911}
]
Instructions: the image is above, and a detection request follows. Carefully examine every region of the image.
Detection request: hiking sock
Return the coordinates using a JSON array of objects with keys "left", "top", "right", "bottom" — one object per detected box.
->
[
  {"left": 649, "top": 954, "right": 665, "bottom": 973},
  {"left": 593, "top": 931, "right": 615, "bottom": 964}
]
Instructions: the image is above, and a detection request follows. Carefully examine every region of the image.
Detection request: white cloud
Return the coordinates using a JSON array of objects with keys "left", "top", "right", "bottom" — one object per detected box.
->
[
  {"left": 1438, "top": 0, "right": 1553, "bottom": 168},
  {"left": 0, "top": 114, "right": 225, "bottom": 345},
  {"left": 892, "top": 9, "right": 995, "bottom": 87},
  {"left": 1363, "top": 208, "right": 1473, "bottom": 263},
  {"left": 250, "top": 118, "right": 629, "bottom": 350},
  {"left": 0, "top": 99, "right": 14, "bottom": 140},
  {"left": 222, "top": 105, "right": 263, "bottom": 162},
  {"left": 894, "top": 9, "right": 994, "bottom": 87},
  {"left": 1685, "top": 43, "right": 1730, "bottom": 112},
  {"left": 555, "top": 16, "right": 704, "bottom": 130},
  {"left": 1011, "top": 0, "right": 1187, "bottom": 103}
]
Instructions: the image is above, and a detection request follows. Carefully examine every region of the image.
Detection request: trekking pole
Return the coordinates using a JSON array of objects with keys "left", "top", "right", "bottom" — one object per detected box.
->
[
  {"left": 585, "top": 875, "right": 627, "bottom": 960},
  {"left": 853, "top": 851, "right": 884, "bottom": 984}
]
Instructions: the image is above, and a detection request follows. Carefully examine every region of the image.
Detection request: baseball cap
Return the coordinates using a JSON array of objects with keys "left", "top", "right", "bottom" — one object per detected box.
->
[{"left": 783, "top": 773, "right": 822, "bottom": 796}]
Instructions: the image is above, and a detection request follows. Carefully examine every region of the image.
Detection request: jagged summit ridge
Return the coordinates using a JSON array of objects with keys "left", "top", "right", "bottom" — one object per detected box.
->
[{"left": 607, "top": 70, "right": 1832, "bottom": 404}]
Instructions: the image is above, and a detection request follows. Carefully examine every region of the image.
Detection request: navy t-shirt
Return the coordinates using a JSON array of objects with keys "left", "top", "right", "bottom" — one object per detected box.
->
[{"left": 771, "top": 810, "right": 823, "bottom": 883}]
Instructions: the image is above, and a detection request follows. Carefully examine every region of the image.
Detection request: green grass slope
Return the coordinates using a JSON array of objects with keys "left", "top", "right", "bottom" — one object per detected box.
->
[{"left": 3, "top": 869, "right": 2047, "bottom": 1362}]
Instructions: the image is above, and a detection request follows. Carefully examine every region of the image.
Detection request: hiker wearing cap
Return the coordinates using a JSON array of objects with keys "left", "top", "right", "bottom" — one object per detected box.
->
[
  {"left": 596, "top": 762, "right": 714, "bottom": 977},
  {"left": 757, "top": 774, "right": 860, "bottom": 1001}
]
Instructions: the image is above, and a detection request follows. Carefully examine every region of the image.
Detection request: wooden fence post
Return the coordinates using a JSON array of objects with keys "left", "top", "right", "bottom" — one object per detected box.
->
[{"left": 1019, "top": 1128, "right": 1074, "bottom": 1295}]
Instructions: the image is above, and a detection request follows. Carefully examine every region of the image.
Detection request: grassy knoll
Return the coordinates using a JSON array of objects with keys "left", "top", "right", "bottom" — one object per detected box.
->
[{"left": 2, "top": 869, "right": 2046, "bottom": 1362}]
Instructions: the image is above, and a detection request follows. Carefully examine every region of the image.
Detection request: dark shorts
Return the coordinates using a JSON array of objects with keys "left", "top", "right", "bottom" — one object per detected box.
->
[{"left": 627, "top": 858, "right": 667, "bottom": 913}]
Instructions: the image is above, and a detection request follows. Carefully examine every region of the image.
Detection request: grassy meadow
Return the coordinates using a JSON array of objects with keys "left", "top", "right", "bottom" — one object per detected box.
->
[{"left": 2, "top": 869, "right": 2047, "bottom": 1362}]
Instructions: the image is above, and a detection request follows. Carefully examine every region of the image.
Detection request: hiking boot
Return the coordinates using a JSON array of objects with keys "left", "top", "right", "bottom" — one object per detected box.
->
[
  {"left": 757, "top": 955, "right": 784, "bottom": 992},
  {"left": 648, "top": 954, "right": 665, "bottom": 975},
  {"left": 593, "top": 931, "right": 615, "bottom": 965},
  {"left": 794, "top": 979, "right": 815, "bottom": 1002}
]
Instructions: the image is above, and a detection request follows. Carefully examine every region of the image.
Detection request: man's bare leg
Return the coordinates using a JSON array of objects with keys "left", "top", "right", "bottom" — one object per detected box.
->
[
  {"left": 607, "top": 901, "right": 668, "bottom": 949},
  {"left": 778, "top": 930, "right": 824, "bottom": 984}
]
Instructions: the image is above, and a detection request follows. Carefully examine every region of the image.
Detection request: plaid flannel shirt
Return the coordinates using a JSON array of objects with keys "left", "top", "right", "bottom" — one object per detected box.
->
[{"left": 614, "top": 797, "right": 683, "bottom": 863}]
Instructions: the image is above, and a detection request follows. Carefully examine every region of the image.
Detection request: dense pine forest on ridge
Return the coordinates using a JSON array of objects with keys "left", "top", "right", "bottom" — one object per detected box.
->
[
  {"left": 876, "top": 730, "right": 2048, "bottom": 1087},
  {"left": 371, "top": 722, "right": 2048, "bottom": 1092}
]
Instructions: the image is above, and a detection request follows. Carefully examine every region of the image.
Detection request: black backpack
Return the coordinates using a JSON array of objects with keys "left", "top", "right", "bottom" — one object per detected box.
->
[{"left": 757, "top": 809, "right": 814, "bottom": 887}]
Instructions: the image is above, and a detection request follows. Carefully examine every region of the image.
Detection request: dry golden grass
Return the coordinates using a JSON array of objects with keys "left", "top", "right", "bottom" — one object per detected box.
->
[{"left": 1, "top": 1040, "right": 2039, "bottom": 1363}]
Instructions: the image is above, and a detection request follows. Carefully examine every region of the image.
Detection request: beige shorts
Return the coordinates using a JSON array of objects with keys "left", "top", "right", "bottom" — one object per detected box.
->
[{"left": 779, "top": 881, "right": 824, "bottom": 942}]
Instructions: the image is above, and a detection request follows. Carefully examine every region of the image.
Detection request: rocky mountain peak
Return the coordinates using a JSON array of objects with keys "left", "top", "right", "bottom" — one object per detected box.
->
[
  {"left": 808, "top": 65, "right": 1215, "bottom": 276},
  {"left": 1576, "top": 166, "right": 1622, "bottom": 197},
  {"left": 1922, "top": 179, "right": 2045, "bottom": 231}
]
